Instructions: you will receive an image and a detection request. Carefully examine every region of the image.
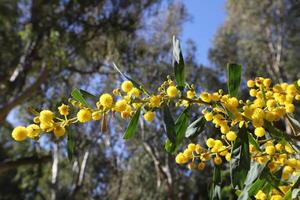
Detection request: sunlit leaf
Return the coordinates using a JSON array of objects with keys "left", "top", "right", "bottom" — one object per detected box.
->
[
  {"left": 185, "top": 116, "right": 206, "bottom": 139},
  {"left": 173, "top": 36, "right": 185, "bottom": 90},
  {"left": 71, "top": 88, "right": 90, "bottom": 107},
  {"left": 123, "top": 108, "right": 141, "bottom": 139}
]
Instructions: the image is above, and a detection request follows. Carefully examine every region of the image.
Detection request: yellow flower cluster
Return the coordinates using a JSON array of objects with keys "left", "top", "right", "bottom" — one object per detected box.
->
[
  {"left": 11, "top": 78, "right": 181, "bottom": 141},
  {"left": 10, "top": 75, "right": 300, "bottom": 198}
]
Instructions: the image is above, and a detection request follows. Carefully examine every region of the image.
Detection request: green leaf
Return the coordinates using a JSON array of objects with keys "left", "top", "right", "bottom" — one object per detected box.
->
[
  {"left": 164, "top": 107, "right": 190, "bottom": 153},
  {"left": 238, "top": 162, "right": 267, "bottom": 200},
  {"left": 164, "top": 139, "right": 176, "bottom": 154},
  {"left": 230, "top": 127, "right": 250, "bottom": 189},
  {"left": 185, "top": 116, "right": 206, "bottom": 139},
  {"left": 210, "top": 165, "right": 222, "bottom": 200},
  {"left": 79, "top": 89, "right": 98, "bottom": 102},
  {"left": 173, "top": 36, "right": 185, "bottom": 90},
  {"left": 174, "top": 107, "right": 190, "bottom": 144},
  {"left": 123, "top": 108, "right": 141, "bottom": 139},
  {"left": 248, "top": 133, "right": 262, "bottom": 152},
  {"left": 227, "top": 63, "right": 242, "bottom": 97},
  {"left": 162, "top": 105, "right": 176, "bottom": 143},
  {"left": 71, "top": 88, "right": 90, "bottom": 107},
  {"left": 67, "top": 130, "right": 75, "bottom": 161}
]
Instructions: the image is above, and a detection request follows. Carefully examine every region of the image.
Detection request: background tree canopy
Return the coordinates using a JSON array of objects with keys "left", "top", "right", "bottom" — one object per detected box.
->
[{"left": 0, "top": 0, "right": 299, "bottom": 199}]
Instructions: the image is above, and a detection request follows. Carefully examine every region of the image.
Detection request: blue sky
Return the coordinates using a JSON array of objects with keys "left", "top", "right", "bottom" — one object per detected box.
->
[{"left": 182, "top": 0, "right": 226, "bottom": 65}]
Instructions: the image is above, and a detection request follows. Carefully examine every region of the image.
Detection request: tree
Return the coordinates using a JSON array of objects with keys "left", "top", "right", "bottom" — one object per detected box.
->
[{"left": 209, "top": 0, "right": 300, "bottom": 82}]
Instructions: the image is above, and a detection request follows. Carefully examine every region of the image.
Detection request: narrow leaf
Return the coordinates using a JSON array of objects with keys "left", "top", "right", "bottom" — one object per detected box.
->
[
  {"left": 230, "top": 127, "right": 250, "bottom": 189},
  {"left": 79, "top": 89, "right": 98, "bottom": 102},
  {"left": 185, "top": 116, "right": 206, "bottom": 139},
  {"left": 227, "top": 63, "right": 242, "bottom": 97},
  {"left": 173, "top": 36, "right": 185, "bottom": 90},
  {"left": 210, "top": 165, "right": 222, "bottom": 200},
  {"left": 162, "top": 105, "right": 176, "bottom": 143},
  {"left": 123, "top": 109, "right": 141, "bottom": 139},
  {"left": 71, "top": 88, "right": 90, "bottom": 107}
]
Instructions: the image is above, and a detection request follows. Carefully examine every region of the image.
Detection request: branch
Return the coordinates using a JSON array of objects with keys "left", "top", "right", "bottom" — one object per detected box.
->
[
  {"left": 0, "top": 155, "right": 51, "bottom": 174},
  {"left": 0, "top": 66, "right": 49, "bottom": 123}
]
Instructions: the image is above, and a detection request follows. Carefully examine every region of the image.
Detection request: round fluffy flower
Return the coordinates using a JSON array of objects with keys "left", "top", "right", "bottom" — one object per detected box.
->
[
  {"left": 247, "top": 80, "right": 255, "bottom": 88},
  {"left": 175, "top": 153, "right": 188, "bottom": 164},
  {"left": 254, "top": 127, "right": 265, "bottom": 137},
  {"left": 115, "top": 100, "right": 127, "bottom": 112},
  {"left": 144, "top": 111, "right": 155, "bottom": 122},
  {"left": 99, "top": 93, "right": 113, "bottom": 108},
  {"left": 200, "top": 92, "right": 211, "bottom": 103},
  {"left": 265, "top": 145, "right": 275, "bottom": 155},
  {"left": 226, "top": 131, "right": 237, "bottom": 141},
  {"left": 58, "top": 104, "right": 70, "bottom": 116},
  {"left": 149, "top": 95, "right": 161, "bottom": 107},
  {"left": 167, "top": 86, "right": 178, "bottom": 97},
  {"left": 214, "top": 156, "right": 222, "bottom": 165},
  {"left": 128, "top": 87, "right": 140, "bottom": 97},
  {"left": 54, "top": 126, "right": 65, "bottom": 138},
  {"left": 121, "top": 81, "right": 133, "bottom": 93},
  {"left": 12, "top": 126, "right": 28, "bottom": 141},
  {"left": 39, "top": 110, "right": 54, "bottom": 124},
  {"left": 26, "top": 124, "right": 41, "bottom": 138},
  {"left": 206, "top": 138, "right": 215, "bottom": 148},
  {"left": 77, "top": 109, "right": 92, "bottom": 123}
]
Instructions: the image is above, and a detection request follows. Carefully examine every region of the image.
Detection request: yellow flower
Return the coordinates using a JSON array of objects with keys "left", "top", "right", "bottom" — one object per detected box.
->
[
  {"left": 214, "top": 156, "right": 222, "bottom": 165},
  {"left": 77, "top": 109, "right": 92, "bottom": 123},
  {"left": 285, "top": 104, "right": 295, "bottom": 113},
  {"left": 254, "top": 127, "right": 265, "bottom": 137},
  {"left": 249, "top": 89, "right": 257, "bottom": 97},
  {"left": 183, "top": 149, "right": 193, "bottom": 158},
  {"left": 54, "top": 126, "right": 65, "bottom": 138},
  {"left": 255, "top": 190, "right": 266, "bottom": 200},
  {"left": 200, "top": 92, "right": 211, "bottom": 103},
  {"left": 128, "top": 87, "right": 140, "bottom": 97},
  {"left": 270, "top": 195, "right": 283, "bottom": 200},
  {"left": 187, "top": 90, "right": 195, "bottom": 98},
  {"left": 121, "top": 80, "right": 133, "bottom": 93},
  {"left": 167, "top": 86, "right": 178, "bottom": 97},
  {"left": 187, "top": 143, "right": 196, "bottom": 151},
  {"left": 26, "top": 124, "right": 41, "bottom": 138},
  {"left": 58, "top": 104, "right": 70, "bottom": 116},
  {"left": 265, "top": 145, "right": 275, "bottom": 155},
  {"left": 115, "top": 100, "right": 127, "bottom": 112},
  {"left": 226, "top": 131, "right": 237, "bottom": 141},
  {"left": 247, "top": 80, "right": 255, "bottom": 88},
  {"left": 99, "top": 93, "right": 113, "bottom": 108},
  {"left": 197, "top": 162, "right": 206, "bottom": 170},
  {"left": 149, "top": 95, "right": 161, "bottom": 108},
  {"left": 12, "top": 126, "right": 28, "bottom": 141},
  {"left": 144, "top": 111, "right": 155, "bottom": 122},
  {"left": 175, "top": 153, "right": 188, "bottom": 164},
  {"left": 225, "top": 153, "right": 231, "bottom": 161},
  {"left": 204, "top": 112, "right": 213, "bottom": 121},
  {"left": 39, "top": 110, "right": 54, "bottom": 124},
  {"left": 206, "top": 138, "right": 215, "bottom": 148},
  {"left": 263, "top": 78, "right": 271, "bottom": 87}
]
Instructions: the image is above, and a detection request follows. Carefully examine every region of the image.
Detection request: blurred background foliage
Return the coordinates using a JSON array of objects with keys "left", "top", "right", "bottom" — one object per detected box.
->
[{"left": 0, "top": 0, "right": 299, "bottom": 199}]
